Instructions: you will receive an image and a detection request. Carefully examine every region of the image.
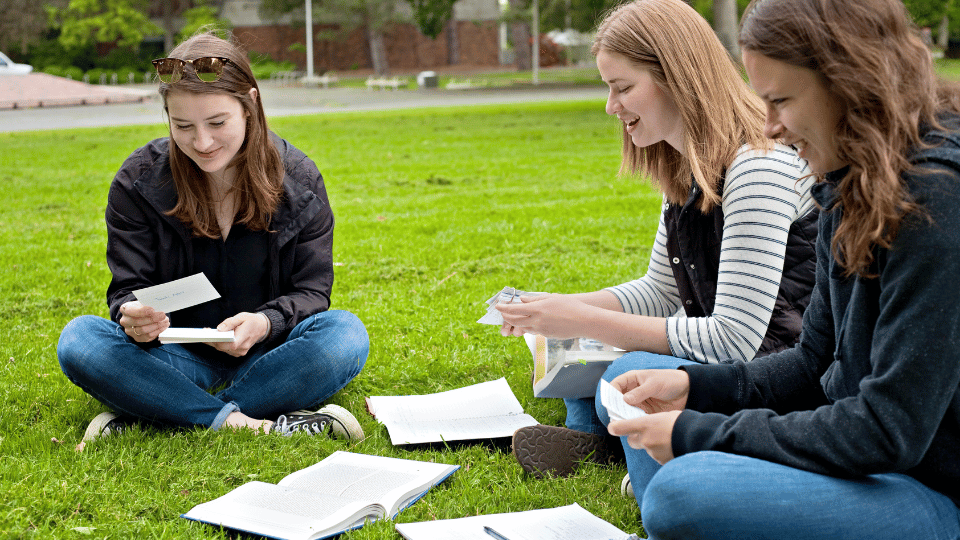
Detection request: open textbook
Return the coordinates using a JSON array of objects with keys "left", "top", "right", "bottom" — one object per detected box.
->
[
  {"left": 395, "top": 502, "right": 639, "bottom": 540},
  {"left": 181, "top": 451, "right": 458, "bottom": 540},
  {"left": 366, "top": 378, "right": 539, "bottom": 445},
  {"left": 477, "top": 287, "right": 625, "bottom": 398},
  {"left": 527, "top": 334, "right": 625, "bottom": 399}
]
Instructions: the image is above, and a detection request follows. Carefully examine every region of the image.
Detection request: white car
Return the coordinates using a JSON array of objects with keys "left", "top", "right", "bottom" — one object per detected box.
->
[{"left": 0, "top": 52, "right": 33, "bottom": 75}]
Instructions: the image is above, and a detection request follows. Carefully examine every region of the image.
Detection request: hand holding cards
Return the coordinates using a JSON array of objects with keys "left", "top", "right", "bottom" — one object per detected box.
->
[
  {"left": 133, "top": 273, "right": 235, "bottom": 344},
  {"left": 600, "top": 379, "right": 647, "bottom": 422},
  {"left": 477, "top": 286, "right": 547, "bottom": 326}
]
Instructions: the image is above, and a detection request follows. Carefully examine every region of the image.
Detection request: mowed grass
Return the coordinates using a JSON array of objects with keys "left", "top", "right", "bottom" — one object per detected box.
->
[{"left": 0, "top": 99, "right": 663, "bottom": 539}]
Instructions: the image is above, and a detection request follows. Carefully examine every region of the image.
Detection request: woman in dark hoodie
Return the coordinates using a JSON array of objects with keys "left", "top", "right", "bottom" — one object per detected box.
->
[{"left": 605, "top": 0, "right": 960, "bottom": 538}]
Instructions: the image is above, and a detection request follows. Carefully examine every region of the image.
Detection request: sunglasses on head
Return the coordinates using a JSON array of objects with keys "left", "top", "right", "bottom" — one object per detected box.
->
[{"left": 152, "top": 56, "right": 231, "bottom": 83}]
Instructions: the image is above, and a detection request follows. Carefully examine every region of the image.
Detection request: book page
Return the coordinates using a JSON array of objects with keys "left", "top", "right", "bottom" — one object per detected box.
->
[
  {"left": 182, "top": 481, "right": 377, "bottom": 540},
  {"left": 396, "top": 503, "right": 636, "bottom": 540},
  {"left": 278, "top": 452, "right": 459, "bottom": 517},
  {"left": 367, "top": 379, "right": 539, "bottom": 445}
]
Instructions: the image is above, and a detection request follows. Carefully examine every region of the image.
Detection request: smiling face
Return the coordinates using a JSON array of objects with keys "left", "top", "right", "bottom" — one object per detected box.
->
[
  {"left": 596, "top": 49, "right": 685, "bottom": 154},
  {"left": 742, "top": 49, "right": 847, "bottom": 174},
  {"left": 165, "top": 89, "right": 252, "bottom": 182}
]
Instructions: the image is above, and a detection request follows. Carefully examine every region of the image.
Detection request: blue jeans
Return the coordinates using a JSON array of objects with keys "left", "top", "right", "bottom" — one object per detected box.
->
[
  {"left": 595, "top": 353, "right": 960, "bottom": 540},
  {"left": 57, "top": 310, "right": 368, "bottom": 430}
]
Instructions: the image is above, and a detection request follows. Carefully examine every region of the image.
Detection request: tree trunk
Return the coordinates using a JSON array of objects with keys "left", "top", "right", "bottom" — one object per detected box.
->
[
  {"left": 162, "top": 1, "right": 174, "bottom": 53},
  {"left": 940, "top": 14, "right": 950, "bottom": 50},
  {"left": 713, "top": 0, "right": 739, "bottom": 60},
  {"left": 446, "top": 18, "right": 460, "bottom": 65},
  {"left": 367, "top": 26, "right": 389, "bottom": 75},
  {"left": 508, "top": 0, "right": 531, "bottom": 70}
]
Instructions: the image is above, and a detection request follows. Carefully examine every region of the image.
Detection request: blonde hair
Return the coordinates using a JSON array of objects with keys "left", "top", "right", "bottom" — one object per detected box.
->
[
  {"left": 740, "top": 0, "right": 960, "bottom": 276},
  {"left": 158, "top": 30, "right": 284, "bottom": 239},
  {"left": 593, "top": 0, "right": 770, "bottom": 212}
]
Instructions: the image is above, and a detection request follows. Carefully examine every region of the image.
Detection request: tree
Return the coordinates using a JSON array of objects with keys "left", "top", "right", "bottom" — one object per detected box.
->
[
  {"left": 0, "top": 0, "right": 67, "bottom": 56},
  {"left": 260, "top": 0, "right": 403, "bottom": 75},
  {"left": 408, "top": 0, "right": 456, "bottom": 39},
  {"left": 52, "top": 0, "right": 162, "bottom": 51},
  {"left": 503, "top": 0, "right": 531, "bottom": 69},
  {"left": 177, "top": 0, "right": 232, "bottom": 43},
  {"left": 712, "top": 0, "right": 738, "bottom": 59},
  {"left": 904, "top": 0, "right": 952, "bottom": 28},
  {"left": 903, "top": 0, "right": 960, "bottom": 50},
  {"left": 539, "top": 0, "right": 618, "bottom": 33}
]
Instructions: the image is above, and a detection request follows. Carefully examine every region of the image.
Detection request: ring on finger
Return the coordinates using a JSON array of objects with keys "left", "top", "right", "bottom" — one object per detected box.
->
[{"left": 133, "top": 325, "right": 141, "bottom": 336}]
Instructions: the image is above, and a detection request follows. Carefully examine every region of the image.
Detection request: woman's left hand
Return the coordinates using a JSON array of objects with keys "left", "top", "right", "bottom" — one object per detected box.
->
[
  {"left": 607, "top": 410, "right": 682, "bottom": 465},
  {"left": 209, "top": 312, "right": 270, "bottom": 357}
]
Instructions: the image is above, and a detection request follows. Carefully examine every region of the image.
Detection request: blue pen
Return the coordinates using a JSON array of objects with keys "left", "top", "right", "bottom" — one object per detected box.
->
[{"left": 483, "top": 525, "right": 511, "bottom": 540}]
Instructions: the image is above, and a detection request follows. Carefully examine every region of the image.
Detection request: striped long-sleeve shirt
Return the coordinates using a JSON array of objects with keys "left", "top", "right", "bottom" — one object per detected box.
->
[{"left": 606, "top": 143, "right": 815, "bottom": 363}]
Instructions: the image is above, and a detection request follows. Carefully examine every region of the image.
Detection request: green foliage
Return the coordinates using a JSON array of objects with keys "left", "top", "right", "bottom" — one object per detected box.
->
[
  {"left": 904, "top": 0, "right": 952, "bottom": 28},
  {"left": 259, "top": 0, "right": 305, "bottom": 22},
  {"left": 41, "top": 65, "right": 85, "bottom": 80},
  {"left": 540, "top": 0, "right": 621, "bottom": 33},
  {"left": 408, "top": 0, "right": 456, "bottom": 39},
  {"left": 0, "top": 100, "right": 654, "bottom": 538},
  {"left": 903, "top": 0, "right": 960, "bottom": 40},
  {"left": 24, "top": 29, "right": 96, "bottom": 71},
  {"left": 249, "top": 54, "right": 297, "bottom": 79},
  {"left": 177, "top": 1, "right": 233, "bottom": 43},
  {"left": 53, "top": 0, "right": 162, "bottom": 50},
  {"left": 83, "top": 67, "right": 109, "bottom": 83}
]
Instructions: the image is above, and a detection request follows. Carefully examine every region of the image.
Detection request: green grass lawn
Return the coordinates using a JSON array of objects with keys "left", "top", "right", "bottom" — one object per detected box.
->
[{"left": 0, "top": 99, "right": 662, "bottom": 538}]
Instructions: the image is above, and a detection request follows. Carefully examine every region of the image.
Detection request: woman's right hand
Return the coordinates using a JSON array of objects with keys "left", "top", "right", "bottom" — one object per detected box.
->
[
  {"left": 609, "top": 369, "right": 691, "bottom": 414},
  {"left": 118, "top": 301, "right": 169, "bottom": 343}
]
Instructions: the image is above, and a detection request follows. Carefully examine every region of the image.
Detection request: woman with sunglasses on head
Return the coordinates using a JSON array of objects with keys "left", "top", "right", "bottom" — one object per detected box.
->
[
  {"left": 603, "top": 0, "right": 960, "bottom": 538},
  {"left": 57, "top": 31, "right": 369, "bottom": 443},
  {"left": 500, "top": 0, "right": 817, "bottom": 478}
]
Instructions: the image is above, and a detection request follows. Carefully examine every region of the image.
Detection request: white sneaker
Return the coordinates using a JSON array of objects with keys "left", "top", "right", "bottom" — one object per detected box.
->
[
  {"left": 273, "top": 404, "right": 364, "bottom": 441},
  {"left": 81, "top": 412, "right": 130, "bottom": 442},
  {"left": 621, "top": 473, "right": 634, "bottom": 498}
]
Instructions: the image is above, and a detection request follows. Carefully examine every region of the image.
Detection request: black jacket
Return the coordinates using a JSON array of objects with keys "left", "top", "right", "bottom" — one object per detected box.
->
[
  {"left": 104, "top": 135, "right": 334, "bottom": 346},
  {"left": 674, "top": 119, "right": 960, "bottom": 505},
  {"left": 664, "top": 180, "right": 818, "bottom": 357}
]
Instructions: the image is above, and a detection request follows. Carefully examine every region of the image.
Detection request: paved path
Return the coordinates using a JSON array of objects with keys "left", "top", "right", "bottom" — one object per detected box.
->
[{"left": 0, "top": 76, "right": 606, "bottom": 133}]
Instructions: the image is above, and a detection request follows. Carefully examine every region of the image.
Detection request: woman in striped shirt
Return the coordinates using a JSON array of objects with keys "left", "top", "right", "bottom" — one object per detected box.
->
[{"left": 497, "top": 0, "right": 818, "bottom": 478}]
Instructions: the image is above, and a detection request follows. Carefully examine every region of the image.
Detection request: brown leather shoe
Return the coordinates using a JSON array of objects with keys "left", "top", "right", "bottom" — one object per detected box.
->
[{"left": 512, "top": 424, "right": 622, "bottom": 478}]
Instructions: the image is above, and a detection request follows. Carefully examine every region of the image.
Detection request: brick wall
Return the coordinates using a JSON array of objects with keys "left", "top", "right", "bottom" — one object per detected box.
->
[{"left": 233, "top": 20, "right": 500, "bottom": 73}]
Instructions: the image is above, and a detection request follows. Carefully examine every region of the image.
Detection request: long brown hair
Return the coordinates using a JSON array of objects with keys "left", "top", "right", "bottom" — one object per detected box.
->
[
  {"left": 740, "top": 0, "right": 960, "bottom": 276},
  {"left": 592, "top": 0, "right": 770, "bottom": 212},
  {"left": 158, "top": 30, "right": 284, "bottom": 238}
]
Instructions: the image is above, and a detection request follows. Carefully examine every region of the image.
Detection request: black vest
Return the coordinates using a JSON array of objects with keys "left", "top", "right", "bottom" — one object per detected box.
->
[{"left": 664, "top": 180, "right": 819, "bottom": 358}]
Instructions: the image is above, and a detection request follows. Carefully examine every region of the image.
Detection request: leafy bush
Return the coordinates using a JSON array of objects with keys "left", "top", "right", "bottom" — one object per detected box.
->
[
  {"left": 26, "top": 30, "right": 96, "bottom": 72},
  {"left": 41, "top": 65, "right": 66, "bottom": 77},
  {"left": 84, "top": 68, "right": 109, "bottom": 84},
  {"left": 41, "top": 65, "right": 85, "bottom": 80},
  {"left": 249, "top": 54, "right": 297, "bottom": 80}
]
